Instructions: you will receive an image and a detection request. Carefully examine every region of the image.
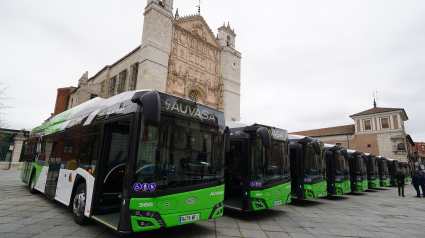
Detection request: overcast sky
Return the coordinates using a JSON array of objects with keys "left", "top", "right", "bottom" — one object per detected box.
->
[{"left": 1, "top": 0, "right": 424, "bottom": 141}]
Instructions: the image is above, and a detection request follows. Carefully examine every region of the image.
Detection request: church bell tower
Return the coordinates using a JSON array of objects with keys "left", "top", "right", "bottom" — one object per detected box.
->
[
  {"left": 137, "top": 0, "right": 174, "bottom": 92},
  {"left": 218, "top": 22, "right": 241, "bottom": 121}
]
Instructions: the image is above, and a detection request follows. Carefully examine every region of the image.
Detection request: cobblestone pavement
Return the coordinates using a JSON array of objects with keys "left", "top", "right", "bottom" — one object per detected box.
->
[{"left": 1, "top": 169, "right": 424, "bottom": 238}]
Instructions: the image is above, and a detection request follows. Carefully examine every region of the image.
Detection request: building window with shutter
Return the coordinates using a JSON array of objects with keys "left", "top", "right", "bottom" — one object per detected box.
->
[
  {"left": 108, "top": 76, "right": 117, "bottom": 97},
  {"left": 364, "top": 120, "right": 371, "bottom": 131},
  {"left": 381, "top": 118, "right": 389, "bottom": 129}
]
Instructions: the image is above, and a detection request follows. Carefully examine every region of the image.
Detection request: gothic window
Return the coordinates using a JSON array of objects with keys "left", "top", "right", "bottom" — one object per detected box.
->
[
  {"left": 108, "top": 76, "right": 117, "bottom": 97},
  {"left": 381, "top": 118, "right": 389, "bottom": 129},
  {"left": 128, "top": 63, "right": 139, "bottom": 91},
  {"left": 227, "top": 35, "right": 231, "bottom": 46},
  {"left": 117, "top": 69, "right": 127, "bottom": 94},
  {"left": 364, "top": 120, "right": 371, "bottom": 131},
  {"left": 188, "top": 90, "right": 197, "bottom": 102}
]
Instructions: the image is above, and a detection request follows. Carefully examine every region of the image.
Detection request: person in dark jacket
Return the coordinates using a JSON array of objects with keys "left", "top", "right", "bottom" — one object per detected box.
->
[
  {"left": 395, "top": 170, "right": 406, "bottom": 197},
  {"left": 411, "top": 170, "right": 421, "bottom": 197},
  {"left": 419, "top": 171, "right": 425, "bottom": 197}
]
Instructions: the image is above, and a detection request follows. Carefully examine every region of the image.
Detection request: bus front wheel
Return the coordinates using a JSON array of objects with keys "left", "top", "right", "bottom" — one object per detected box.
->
[{"left": 72, "top": 183, "right": 90, "bottom": 225}]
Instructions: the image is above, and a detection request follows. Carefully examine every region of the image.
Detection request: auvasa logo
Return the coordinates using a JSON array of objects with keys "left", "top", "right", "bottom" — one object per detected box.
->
[{"left": 210, "top": 191, "right": 224, "bottom": 196}]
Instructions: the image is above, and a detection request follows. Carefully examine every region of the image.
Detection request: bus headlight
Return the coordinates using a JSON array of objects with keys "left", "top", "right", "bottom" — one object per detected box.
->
[
  {"left": 250, "top": 198, "right": 267, "bottom": 209},
  {"left": 209, "top": 201, "right": 224, "bottom": 218}
]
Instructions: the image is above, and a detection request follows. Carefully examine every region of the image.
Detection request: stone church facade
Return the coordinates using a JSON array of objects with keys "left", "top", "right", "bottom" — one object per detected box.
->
[{"left": 60, "top": 0, "right": 241, "bottom": 122}]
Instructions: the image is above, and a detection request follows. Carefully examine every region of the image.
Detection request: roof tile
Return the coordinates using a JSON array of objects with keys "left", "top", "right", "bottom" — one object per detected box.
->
[
  {"left": 291, "top": 124, "right": 355, "bottom": 137},
  {"left": 349, "top": 107, "right": 403, "bottom": 117}
]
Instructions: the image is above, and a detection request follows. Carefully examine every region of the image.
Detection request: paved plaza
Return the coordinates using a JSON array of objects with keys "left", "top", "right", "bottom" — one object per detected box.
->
[{"left": 1, "top": 169, "right": 424, "bottom": 238}]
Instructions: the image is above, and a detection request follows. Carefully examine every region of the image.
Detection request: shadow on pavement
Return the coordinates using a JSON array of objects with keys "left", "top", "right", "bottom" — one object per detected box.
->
[
  {"left": 346, "top": 192, "right": 367, "bottom": 196},
  {"left": 288, "top": 198, "right": 322, "bottom": 207},
  {"left": 321, "top": 195, "right": 348, "bottom": 201},
  {"left": 223, "top": 207, "right": 284, "bottom": 222}
]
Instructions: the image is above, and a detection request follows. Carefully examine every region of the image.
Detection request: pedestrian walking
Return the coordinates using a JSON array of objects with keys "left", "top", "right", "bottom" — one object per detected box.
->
[
  {"left": 420, "top": 171, "right": 425, "bottom": 197},
  {"left": 395, "top": 170, "right": 406, "bottom": 197},
  {"left": 411, "top": 170, "right": 421, "bottom": 197}
]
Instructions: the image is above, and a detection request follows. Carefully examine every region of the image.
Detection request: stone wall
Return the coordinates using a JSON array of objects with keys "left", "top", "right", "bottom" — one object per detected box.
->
[{"left": 378, "top": 132, "right": 408, "bottom": 162}]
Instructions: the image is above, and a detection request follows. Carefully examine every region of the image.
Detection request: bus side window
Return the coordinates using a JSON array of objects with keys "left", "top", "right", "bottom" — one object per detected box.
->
[
  {"left": 62, "top": 136, "right": 80, "bottom": 170},
  {"left": 50, "top": 133, "right": 64, "bottom": 165},
  {"left": 78, "top": 133, "right": 101, "bottom": 171}
]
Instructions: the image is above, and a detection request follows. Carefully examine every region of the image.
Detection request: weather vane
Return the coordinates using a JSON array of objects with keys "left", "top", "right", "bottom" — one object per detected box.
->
[{"left": 196, "top": 0, "right": 202, "bottom": 15}]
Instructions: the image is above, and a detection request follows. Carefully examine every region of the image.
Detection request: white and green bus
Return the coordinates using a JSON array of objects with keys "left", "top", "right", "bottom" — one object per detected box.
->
[{"left": 21, "top": 90, "right": 228, "bottom": 235}]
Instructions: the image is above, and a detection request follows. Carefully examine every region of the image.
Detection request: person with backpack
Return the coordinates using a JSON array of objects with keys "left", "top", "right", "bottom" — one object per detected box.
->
[
  {"left": 395, "top": 170, "right": 406, "bottom": 197},
  {"left": 411, "top": 170, "right": 421, "bottom": 197}
]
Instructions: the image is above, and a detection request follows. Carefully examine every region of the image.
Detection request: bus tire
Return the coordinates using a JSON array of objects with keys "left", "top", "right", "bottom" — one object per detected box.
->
[
  {"left": 72, "top": 183, "right": 90, "bottom": 225},
  {"left": 29, "top": 172, "right": 38, "bottom": 194}
]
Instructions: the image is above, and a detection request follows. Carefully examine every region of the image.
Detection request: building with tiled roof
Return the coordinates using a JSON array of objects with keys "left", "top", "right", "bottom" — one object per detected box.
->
[{"left": 291, "top": 100, "right": 416, "bottom": 167}]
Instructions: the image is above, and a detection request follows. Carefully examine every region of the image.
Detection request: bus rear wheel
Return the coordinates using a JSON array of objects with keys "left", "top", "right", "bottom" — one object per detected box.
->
[
  {"left": 29, "top": 172, "right": 38, "bottom": 194},
  {"left": 72, "top": 183, "right": 90, "bottom": 225}
]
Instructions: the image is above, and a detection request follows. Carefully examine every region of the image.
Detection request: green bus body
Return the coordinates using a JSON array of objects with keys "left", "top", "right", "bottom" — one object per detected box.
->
[
  {"left": 128, "top": 185, "right": 224, "bottom": 232},
  {"left": 324, "top": 145, "right": 351, "bottom": 196},
  {"left": 381, "top": 178, "right": 390, "bottom": 187},
  {"left": 304, "top": 180, "right": 328, "bottom": 198},
  {"left": 289, "top": 135, "right": 328, "bottom": 199},
  {"left": 348, "top": 151, "right": 368, "bottom": 192},
  {"left": 335, "top": 180, "right": 351, "bottom": 195},
  {"left": 226, "top": 122, "right": 291, "bottom": 211},
  {"left": 21, "top": 90, "right": 227, "bottom": 234},
  {"left": 369, "top": 178, "right": 380, "bottom": 188},
  {"left": 250, "top": 182, "right": 292, "bottom": 211}
]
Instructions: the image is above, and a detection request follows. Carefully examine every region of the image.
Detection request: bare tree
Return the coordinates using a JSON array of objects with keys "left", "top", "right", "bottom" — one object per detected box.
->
[{"left": 0, "top": 82, "right": 12, "bottom": 129}]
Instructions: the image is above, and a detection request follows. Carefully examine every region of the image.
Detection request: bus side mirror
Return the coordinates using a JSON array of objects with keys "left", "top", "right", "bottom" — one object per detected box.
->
[
  {"left": 133, "top": 91, "right": 161, "bottom": 127},
  {"left": 256, "top": 127, "right": 271, "bottom": 149},
  {"left": 311, "top": 140, "right": 321, "bottom": 155},
  {"left": 225, "top": 126, "right": 230, "bottom": 153}
]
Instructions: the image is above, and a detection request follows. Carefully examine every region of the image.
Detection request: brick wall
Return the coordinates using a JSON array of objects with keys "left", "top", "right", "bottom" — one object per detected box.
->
[{"left": 53, "top": 87, "right": 75, "bottom": 116}]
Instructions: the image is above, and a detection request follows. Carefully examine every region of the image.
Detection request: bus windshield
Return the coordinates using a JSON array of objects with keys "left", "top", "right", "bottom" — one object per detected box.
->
[
  {"left": 370, "top": 157, "right": 379, "bottom": 179},
  {"left": 381, "top": 160, "right": 389, "bottom": 178},
  {"left": 356, "top": 155, "right": 367, "bottom": 180},
  {"left": 394, "top": 162, "right": 400, "bottom": 172},
  {"left": 303, "top": 143, "right": 326, "bottom": 183},
  {"left": 251, "top": 138, "right": 290, "bottom": 185},
  {"left": 334, "top": 150, "right": 349, "bottom": 182},
  {"left": 134, "top": 115, "right": 225, "bottom": 191}
]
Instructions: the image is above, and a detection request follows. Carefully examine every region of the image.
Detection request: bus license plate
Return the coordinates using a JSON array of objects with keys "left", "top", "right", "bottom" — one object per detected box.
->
[
  {"left": 317, "top": 193, "right": 323, "bottom": 197},
  {"left": 345, "top": 190, "right": 349, "bottom": 193},
  {"left": 179, "top": 214, "right": 200, "bottom": 223},
  {"left": 273, "top": 200, "right": 282, "bottom": 206}
]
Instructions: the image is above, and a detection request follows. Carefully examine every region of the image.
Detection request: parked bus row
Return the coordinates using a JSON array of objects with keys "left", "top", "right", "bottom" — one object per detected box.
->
[{"left": 20, "top": 90, "right": 411, "bottom": 235}]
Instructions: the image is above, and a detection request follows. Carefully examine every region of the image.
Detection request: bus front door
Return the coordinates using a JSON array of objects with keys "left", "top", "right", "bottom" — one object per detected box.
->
[
  {"left": 224, "top": 140, "right": 244, "bottom": 210},
  {"left": 93, "top": 119, "right": 131, "bottom": 229}
]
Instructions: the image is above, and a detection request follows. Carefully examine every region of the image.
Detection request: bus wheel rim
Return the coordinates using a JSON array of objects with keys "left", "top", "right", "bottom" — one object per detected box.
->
[{"left": 73, "top": 191, "right": 85, "bottom": 215}]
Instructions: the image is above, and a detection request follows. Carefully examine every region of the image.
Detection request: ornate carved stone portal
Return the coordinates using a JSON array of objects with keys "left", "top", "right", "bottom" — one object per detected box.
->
[{"left": 166, "top": 15, "right": 223, "bottom": 110}]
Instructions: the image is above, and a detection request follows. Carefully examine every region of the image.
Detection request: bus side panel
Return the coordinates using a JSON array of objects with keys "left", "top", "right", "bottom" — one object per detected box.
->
[
  {"left": 35, "top": 166, "right": 49, "bottom": 193},
  {"left": 20, "top": 161, "right": 26, "bottom": 181},
  {"left": 55, "top": 168, "right": 94, "bottom": 216}
]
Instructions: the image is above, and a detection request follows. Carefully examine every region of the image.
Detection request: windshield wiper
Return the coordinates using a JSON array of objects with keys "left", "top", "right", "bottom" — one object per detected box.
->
[{"left": 263, "top": 176, "right": 290, "bottom": 186}]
